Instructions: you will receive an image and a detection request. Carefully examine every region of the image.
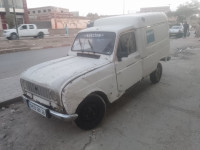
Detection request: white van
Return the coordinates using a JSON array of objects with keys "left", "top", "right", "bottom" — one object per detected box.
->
[{"left": 20, "top": 12, "right": 170, "bottom": 130}]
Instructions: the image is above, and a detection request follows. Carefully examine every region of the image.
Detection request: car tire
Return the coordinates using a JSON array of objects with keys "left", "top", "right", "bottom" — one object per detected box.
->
[
  {"left": 75, "top": 94, "right": 106, "bottom": 130},
  {"left": 10, "top": 33, "right": 18, "bottom": 40},
  {"left": 38, "top": 32, "right": 44, "bottom": 39},
  {"left": 150, "top": 62, "right": 162, "bottom": 84},
  {"left": 7, "top": 37, "right": 11, "bottom": 40}
]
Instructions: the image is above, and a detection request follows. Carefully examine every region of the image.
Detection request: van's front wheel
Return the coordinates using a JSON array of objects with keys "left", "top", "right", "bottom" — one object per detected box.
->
[
  {"left": 75, "top": 94, "right": 106, "bottom": 130},
  {"left": 150, "top": 62, "right": 162, "bottom": 84}
]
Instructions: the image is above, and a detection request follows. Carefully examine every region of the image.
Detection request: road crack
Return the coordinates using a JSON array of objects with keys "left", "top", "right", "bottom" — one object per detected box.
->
[{"left": 82, "top": 130, "right": 96, "bottom": 150}]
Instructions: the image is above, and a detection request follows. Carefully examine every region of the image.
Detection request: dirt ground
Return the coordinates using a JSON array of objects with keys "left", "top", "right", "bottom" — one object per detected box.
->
[
  {"left": 0, "top": 36, "right": 75, "bottom": 50},
  {"left": 1, "top": 36, "right": 200, "bottom": 150}
]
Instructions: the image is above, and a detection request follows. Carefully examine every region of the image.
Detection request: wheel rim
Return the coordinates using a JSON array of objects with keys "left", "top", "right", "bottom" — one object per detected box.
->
[
  {"left": 12, "top": 34, "right": 17, "bottom": 39},
  {"left": 81, "top": 104, "right": 98, "bottom": 121},
  {"left": 155, "top": 65, "right": 162, "bottom": 80},
  {"left": 39, "top": 33, "right": 43, "bottom": 38}
]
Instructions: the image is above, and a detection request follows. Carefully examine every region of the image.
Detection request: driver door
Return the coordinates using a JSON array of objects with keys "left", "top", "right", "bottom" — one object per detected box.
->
[
  {"left": 19, "top": 25, "right": 28, "bottom": 37},
  {"left": 115, "top": 31, "right": 142, "bottom": 92}
]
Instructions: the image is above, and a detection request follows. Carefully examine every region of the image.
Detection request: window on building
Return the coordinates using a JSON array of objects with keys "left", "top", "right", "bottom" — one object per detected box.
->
[
  {"left": 48, "top": 9, "right": 51, "bottom": 12},
  {"left": 61, "top": 11, "right": 63, "bottom": 13},
  {"left": 146, "top": 29, "right": 155, "bottom": 44},
  {"left": 32, "top": 11, "right": 35, "bottom": 14},
  {"left": 117, "top": 32, "right": 137, "bottom": 55},
  {"left": 29, "top": 25, "right": 34, "bottom": 29},
  {"left": 43, "top": 10, "right": 46, "bottom": 13},
  {"left": 8, "top": 0, "right": 23, "bottom": 9},
  {"left": 38, "top": 10, "right": 41, "bottom": 13},
  {"left": 28, "top": 11, "right": 30, "bottom": 14}
]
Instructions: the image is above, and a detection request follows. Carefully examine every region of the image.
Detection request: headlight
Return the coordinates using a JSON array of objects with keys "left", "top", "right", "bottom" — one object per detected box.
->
[{"left": 49, "top": 90, "right": 59, "bottom": 101}]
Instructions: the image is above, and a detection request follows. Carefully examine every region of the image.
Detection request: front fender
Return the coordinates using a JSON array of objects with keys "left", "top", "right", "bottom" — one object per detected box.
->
[{"left": 61, "top": 63, "right": 118, "bottom": 115}]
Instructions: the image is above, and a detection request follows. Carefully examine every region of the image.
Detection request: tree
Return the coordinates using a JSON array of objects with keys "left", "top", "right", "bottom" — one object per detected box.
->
[
  {"left": 5, "top": 14, "right": 15, "bottom": 29},
  {"left": 175, "top": 0, "right": 200, "bottom": 20},
  {"left": 86, "top": 13, "right": 99, "bottom": 20}
]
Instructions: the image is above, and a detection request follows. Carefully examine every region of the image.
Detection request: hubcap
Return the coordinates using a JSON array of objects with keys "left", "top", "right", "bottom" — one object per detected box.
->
[
  {"left": 82, "top": 105, "right": 97, "bottom": 121},
  {"left": 156, "top": 65, "right": 161, "bottom": 79}
]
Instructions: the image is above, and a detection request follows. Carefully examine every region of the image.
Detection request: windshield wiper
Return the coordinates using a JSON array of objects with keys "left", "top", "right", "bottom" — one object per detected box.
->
[
  {"left": 88, "top": 39, "right": 94, "bottom": 52},
  {"left": 79, "top": 38, "right": 83, "bottom": 51}
]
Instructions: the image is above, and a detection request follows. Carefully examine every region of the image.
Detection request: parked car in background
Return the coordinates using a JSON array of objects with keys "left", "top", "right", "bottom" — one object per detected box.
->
[
  {"left": 169, "top": 25, "right": 184, "bottom": 38},
  {"left": 3, "top": 24, "right": 49, "bottom": 40}
]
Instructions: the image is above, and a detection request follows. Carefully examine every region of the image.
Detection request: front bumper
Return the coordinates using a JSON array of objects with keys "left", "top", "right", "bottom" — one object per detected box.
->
[
  {"left": 3, "top": 33, "right": 9, "bottom": 38},
  {"left": 22, "top": 95, "right": 78, "bottom": 120},
  {"left": 169, "top": 32, "right": 183, "bottom": 36}
]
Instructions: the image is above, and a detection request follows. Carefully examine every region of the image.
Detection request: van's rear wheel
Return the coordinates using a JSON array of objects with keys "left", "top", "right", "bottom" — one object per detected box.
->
[
  {"left": 75, "top": 94, "right": 106, "bottom": 130},
  {"left": 38, "top": 32, "right": 44, "bottom": 39},
  {"left": 150, "top": 62, "right": 162, "bottom": 84}
]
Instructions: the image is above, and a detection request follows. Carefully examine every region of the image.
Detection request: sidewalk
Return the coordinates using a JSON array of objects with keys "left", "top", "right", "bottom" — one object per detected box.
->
[
  {"left": 0, "top": 76, "right": 22, "bottom": 107},
  {"left": 0, "top": 35, "right": 74, "bottom": 55}
]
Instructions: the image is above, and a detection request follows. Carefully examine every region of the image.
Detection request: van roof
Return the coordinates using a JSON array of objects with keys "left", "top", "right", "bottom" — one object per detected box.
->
[{"left": 80, "top": 12, "right": 168, "bottom": 34}]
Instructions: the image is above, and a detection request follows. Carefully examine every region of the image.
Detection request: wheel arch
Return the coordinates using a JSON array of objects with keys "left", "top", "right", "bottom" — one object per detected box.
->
[
  {"left": 90, "top": 91, "right": 111, "bottom": 105},
  {"left": 10, "top": 32, "right": 16, "bottom": 37},
  {"left": 73, "top": 91, "right": 110, "bottom": 114}
]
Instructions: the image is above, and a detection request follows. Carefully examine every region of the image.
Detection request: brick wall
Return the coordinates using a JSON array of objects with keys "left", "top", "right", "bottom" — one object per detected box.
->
[{"left": 49, "top": 28, "right": 82, "bottom": 36}]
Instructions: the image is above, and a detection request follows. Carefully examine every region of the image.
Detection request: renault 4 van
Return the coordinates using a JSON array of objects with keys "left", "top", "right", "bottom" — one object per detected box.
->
[{"left": 21, "top": 12, "right": 170, "bottom": 130}]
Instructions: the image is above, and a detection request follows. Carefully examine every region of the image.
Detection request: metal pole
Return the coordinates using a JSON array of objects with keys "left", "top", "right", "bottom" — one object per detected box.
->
[
  {"left": 12, "top": 0, "right": 19, "bottom": 38},
  {"left": 123, "top": 0, "right": 125, "bottom": 15}
]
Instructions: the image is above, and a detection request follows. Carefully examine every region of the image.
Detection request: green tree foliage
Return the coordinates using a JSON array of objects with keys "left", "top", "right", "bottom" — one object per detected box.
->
[
  {"left": 87, "top": 13, "right": 99, "bottom": 20},
  {"left": 175, "top": 0, "right": 200, "bottom": 19},
  {"left": 5, "top": 14, "right": 15, "bottom": 29}
]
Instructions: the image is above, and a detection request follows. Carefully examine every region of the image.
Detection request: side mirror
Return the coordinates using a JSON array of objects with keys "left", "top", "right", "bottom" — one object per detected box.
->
[{"left": 117, "top": 50, "right": 128, "bottom": 61}]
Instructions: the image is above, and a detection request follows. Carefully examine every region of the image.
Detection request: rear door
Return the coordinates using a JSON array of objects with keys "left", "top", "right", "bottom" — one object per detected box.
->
[
  {"left": 28, "top": 25, "right": 37, "bottom": 36},
  {"left": 115, "top": 31, "right": 142, "bottom": 92}
]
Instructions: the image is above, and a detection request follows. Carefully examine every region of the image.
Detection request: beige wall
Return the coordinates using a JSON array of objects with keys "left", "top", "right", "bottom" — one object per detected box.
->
[{"left": 51, "top": 18, "right": 89, "bottom": 29}]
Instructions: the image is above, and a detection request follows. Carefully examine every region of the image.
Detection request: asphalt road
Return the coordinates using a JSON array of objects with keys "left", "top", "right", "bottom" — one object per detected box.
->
[{"left": 0, "top": 47, "right": 69, "bottom": 80}]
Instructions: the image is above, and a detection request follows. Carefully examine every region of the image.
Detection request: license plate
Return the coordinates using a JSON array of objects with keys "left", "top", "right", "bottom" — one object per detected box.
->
[{"left": 28, "top": 101, "right": 47, "bottom": 117}]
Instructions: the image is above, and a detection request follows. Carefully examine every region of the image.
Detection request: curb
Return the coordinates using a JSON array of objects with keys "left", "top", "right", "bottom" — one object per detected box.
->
[
  {"left": 0, "top": 96, "right": 23, "bottom": 108},
  {"left": 0, "top": 44, "right": 71, "bottom": 55}
]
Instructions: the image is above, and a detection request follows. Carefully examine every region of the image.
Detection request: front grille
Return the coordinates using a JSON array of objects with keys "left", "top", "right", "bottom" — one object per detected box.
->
[{"left": 21, "top": 79, "right": 50, "bottom": 100}]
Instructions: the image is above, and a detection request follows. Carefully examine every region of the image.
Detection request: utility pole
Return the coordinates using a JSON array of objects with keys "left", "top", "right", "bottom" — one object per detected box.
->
[
  {"left": 12, "top": 0, "right": 19, "bottom": 38},
  {"left": 123, "top": 0, "right": 125, "bottom": 15}
]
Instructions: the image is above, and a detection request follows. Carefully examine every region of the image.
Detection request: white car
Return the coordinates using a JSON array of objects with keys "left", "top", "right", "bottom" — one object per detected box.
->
[
  {"left": 3, "top": 24, "right": 49, "bottom": 40},
  {"left": 169, "top": 25, "right": 184, "bottom": 38},
  {"left": 20, "top": 13, "right": 170, "bottom": 130}
]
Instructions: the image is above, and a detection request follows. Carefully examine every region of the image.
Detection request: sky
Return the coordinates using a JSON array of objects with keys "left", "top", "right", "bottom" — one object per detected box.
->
[{"left": 26, "top": 0, "right": 191, "bottom": 16}]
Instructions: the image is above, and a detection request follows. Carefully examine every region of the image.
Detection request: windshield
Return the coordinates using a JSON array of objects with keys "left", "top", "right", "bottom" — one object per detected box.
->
[{"left": 72, "top": 32, "right": 116, "bottom": 55}]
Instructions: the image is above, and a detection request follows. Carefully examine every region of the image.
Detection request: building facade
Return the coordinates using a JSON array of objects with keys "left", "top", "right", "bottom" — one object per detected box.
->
[
  {"left": 0, "top": 0, "right": 29, "bottom": 30},
  {"left": 28, "top": 6, "right": 89, "bottom": 29}
]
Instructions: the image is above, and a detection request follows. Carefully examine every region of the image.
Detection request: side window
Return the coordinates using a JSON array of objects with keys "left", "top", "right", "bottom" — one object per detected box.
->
[
  {"left": 146, "top": 29, "right": 155, "bottom": 44},
  {"left": 29, "top": 25, "right": 34, "bottom": 29},
  {"left": 21, "top": 25, "right": 27, "bottom": 30},
  {"left": 117, "top": 32, "right": 137, "bottom": 55},
  {"left": 129, "top": 32, "right": 137, "bottom": 54}
]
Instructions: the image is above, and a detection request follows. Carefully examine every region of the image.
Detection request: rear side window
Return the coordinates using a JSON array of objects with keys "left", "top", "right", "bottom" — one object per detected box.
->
[
  {"left": 29, "top": 25, "right": 34, "bottom": 29},
  {"left": 118, "top": 32, "right": 137, "bottom": 55},
  {"left": 146, "top": 29, "right": 155, "bottom": 44}
]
